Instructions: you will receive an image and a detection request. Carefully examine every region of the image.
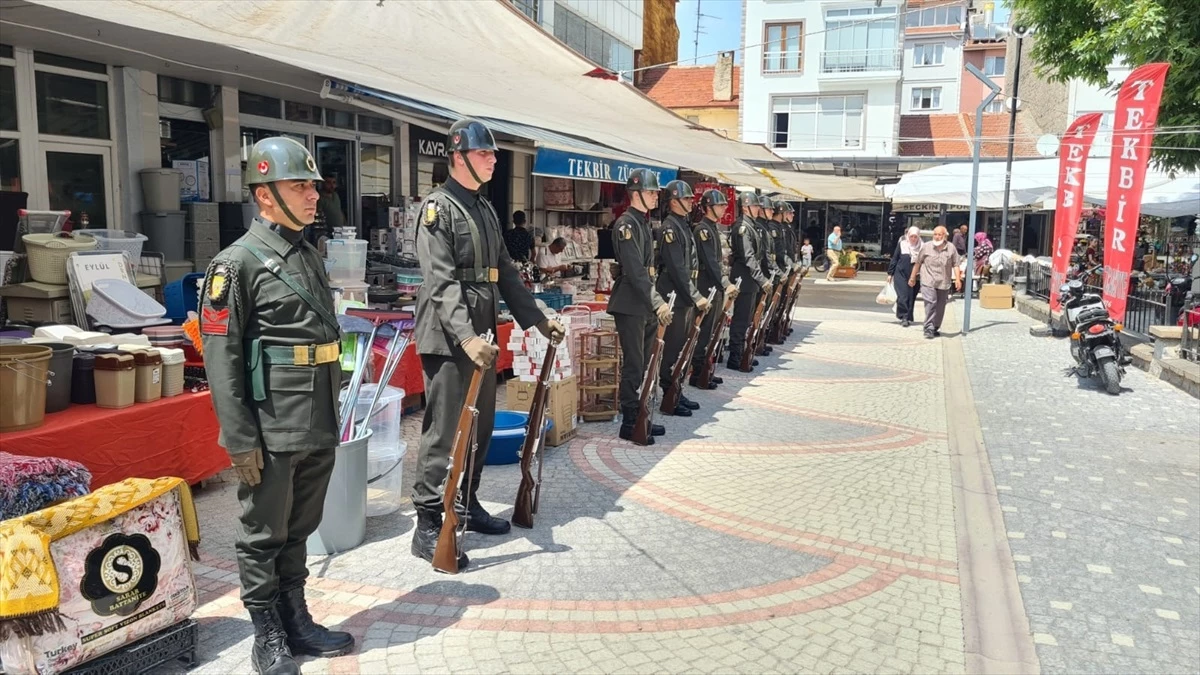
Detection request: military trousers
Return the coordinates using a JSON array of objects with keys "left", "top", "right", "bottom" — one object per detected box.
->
[
  {"left": 411, "top": 352, "right": 497, "bottom": 512},
  {"left": 729, "top": 284, "right": 761, "bottom": 360},
  {"left": 658, "top": 303, "right": 695, "bottom": 391},
  {"left": 692, "top": 288, "right": 724, "bottom": 368},
  {"left": 235, "top": 445, "right": 335, "bottom": 611},
  {"left": 613, "top": 312, "right": 657, "bottom": 423}
]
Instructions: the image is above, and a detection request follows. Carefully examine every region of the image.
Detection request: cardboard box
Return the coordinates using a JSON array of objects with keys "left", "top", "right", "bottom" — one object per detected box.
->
[
  {"left": 506, "top": 375, "right": 578, "bottom": 446},
  {"left": 980, "top": 284, "right": 1013, "bottom": 309}
]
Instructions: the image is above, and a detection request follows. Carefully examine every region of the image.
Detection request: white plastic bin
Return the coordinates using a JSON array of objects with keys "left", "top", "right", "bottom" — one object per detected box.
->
[
  {"left": 339, "top": 384, "right": 406, "bottom": 516},
  {"left": 325, "top": 239, "right": 367, "bottom": 282}
]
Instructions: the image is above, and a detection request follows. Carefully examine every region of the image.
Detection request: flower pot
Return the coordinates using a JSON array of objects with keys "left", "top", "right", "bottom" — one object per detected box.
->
[{"left": 832, "top": 266, "right": 858, "bottom": 279}]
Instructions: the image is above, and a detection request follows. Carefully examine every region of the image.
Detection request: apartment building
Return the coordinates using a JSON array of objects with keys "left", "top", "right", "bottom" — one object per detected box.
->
[{"left": 511, "top": 0, "right": 644, "bottom": 80}]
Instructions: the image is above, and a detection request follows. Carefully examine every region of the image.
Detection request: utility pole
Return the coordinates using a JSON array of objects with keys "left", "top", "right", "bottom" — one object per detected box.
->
[
  {"left": 694, "top": 0, "right": 702, "bottom": 63},
  {"left": 963, "top": 62, "right": 1004, "bottom": 335},
  {"left": 999, "top": 35, "right": 1024, "bottom": 251}
]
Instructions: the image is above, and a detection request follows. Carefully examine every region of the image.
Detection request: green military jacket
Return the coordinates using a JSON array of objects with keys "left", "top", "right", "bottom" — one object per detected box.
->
[
  {"left": 199, "top": 217, "right": 342, "bottom": 455},
  {"left": 692, "top": 217, "right": 731, "bottom": 294},
  {"left": 771, "top": 218, "right": 794, "bottom": 269},
  {"left": 756, "top": 217, "right": 779, "bottom": 276},
  {"left": 414, "top": 178, "right": 543, "bottom": 356},
  {"left": 608, "top": 207, "right": 666, "bottom": 317},
  {"left": 731, "top": 215, "right": 768, "bottom": 290},
  {"left": 655, "top": 213, "right": 704, "bottom": 310}
]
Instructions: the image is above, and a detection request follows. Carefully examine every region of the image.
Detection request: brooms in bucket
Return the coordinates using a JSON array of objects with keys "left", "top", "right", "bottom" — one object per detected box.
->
[{"left": 338, "top": 308, "right": 414, "bottom": 443}]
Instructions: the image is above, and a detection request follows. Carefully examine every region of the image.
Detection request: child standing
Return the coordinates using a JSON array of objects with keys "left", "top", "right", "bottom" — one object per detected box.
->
[{"left": 801, "top": 238, "right": 814, "bottom": 269}]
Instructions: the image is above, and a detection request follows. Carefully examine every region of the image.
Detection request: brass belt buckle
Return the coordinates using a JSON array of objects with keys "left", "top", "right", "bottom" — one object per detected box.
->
[
  {"left": 314, "top": 342, "right": 339, "bottom": 365},
  {"left": 293, "top": 345, "right": 312, "bottom": 366},
  {"left": 649, "top": 266, "right": 656, "bottom": 276},
  {"left": 488, "top": 268, "right": 499, "bottom": 283}
]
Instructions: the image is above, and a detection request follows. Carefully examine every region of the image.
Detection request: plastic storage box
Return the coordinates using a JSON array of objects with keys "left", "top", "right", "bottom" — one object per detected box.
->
[
  {"left": 73, "top": 229, "right": 147, "bottom": 262},
  {"left": 325, "top": 239, "right": 367, "bottom": 282},
  {"left": 94, "top": 353, "right": 135, "bottom": 409},
  {"left": 139, "top": 211, "right": 186, "bottom": 260},
  {"left": 133, "top": 349, "right": 163, "bottom": 403},
  {"left": 157, "top": 347, "right": 185, "bottom": 397}
]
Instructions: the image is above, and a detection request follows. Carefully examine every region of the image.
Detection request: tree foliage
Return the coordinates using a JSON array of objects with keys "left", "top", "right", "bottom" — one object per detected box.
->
[{"left": 1012, "top": 0, "right": 1200, "bottom": 170}]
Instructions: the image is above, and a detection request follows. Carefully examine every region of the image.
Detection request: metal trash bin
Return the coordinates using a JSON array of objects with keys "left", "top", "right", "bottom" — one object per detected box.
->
[{"left": 307, "top": 429, "right": 372, "bottom": 555}]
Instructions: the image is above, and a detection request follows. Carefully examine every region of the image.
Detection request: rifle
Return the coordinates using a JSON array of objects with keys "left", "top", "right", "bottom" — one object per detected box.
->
[
  {"left": 769, "top": 269, "right": 801, "bottom": 344},
  {"left": 752, "top": 275, "right": 785, "bottom": 361},
  {"left": 512, "top": 336, "right": 560, "bottom": 530},
  {"left": 660, "top": 286, "right": 718, "bottom": 414},
  {"left": 432, "top": 329, "right": 492, "bottom": 574},
  {"left": 632, "top": 291, "right": 676, "bottom": 445},
  {"left": 696, "top": 277, "right": 741, "bottom": 389},
  {"left": 740, "top": 272, "right": 775, "bottom": 372}
]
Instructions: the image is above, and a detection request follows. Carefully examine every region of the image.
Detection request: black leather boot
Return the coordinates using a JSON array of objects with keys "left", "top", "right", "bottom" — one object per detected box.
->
[
  {"left": 466, "top": 497, "right": 511, "bottom": 535},
  {"left": 619, "top": 423, "right": 655, "bottom": 445},
  {"left": 249, "top": 608, "right": 301, "bottom": 675},
  {"left": 651, "top": 423, "right": 665, "bottom": 436},
  {"left": 277, "top": 587, "right": 354, "bottom": 658},
  {"left": 680, "top": 396, "right": 700, "bottom": 411},
  {"left": 689, "top": 373, "right": 718, "bottom": 390},
  {"left": 411, "top": 507, "right": 468, "bottom": 568},
  {"left": 710, "top": 375, "right": 724, "bottom": 385}
]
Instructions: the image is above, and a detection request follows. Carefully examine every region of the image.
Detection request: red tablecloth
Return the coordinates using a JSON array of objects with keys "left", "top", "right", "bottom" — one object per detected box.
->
[
  {"left": 371, "top": 321, "right": 514, "bottom": 397},
  {"left": 0, "top": 391, "right": 230, "bottom": 490}
]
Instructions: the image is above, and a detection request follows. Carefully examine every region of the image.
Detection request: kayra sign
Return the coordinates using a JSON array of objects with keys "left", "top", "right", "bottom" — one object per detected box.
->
[
  {"left": 417, "top": 139, "right": 446, "bottom": 157},
  {"left": 533, "top": 148, "right": 677, "bottom": 185}
]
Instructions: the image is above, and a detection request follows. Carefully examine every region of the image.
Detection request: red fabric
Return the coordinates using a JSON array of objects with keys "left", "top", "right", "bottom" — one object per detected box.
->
[
  {"left": 1102, "top": 62, "right": 1170, "bottom": 322},
  {"left": 371, "top": 322, "right": 515, "bottom": 397},
  {"left": 0, "top": 392, "right": 230, "bottom": 490},
  {"left": 1050, "top": 113, "right": 1105, "bottom": 312}
]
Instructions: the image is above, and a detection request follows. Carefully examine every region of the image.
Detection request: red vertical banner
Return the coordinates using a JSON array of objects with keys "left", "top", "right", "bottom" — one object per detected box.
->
[
  {"left": 1049, "top": 113, "right": 1104, "bottom": 312},
  {"left": 1101, "top": 62, "right": 1171, "bottom": 321}
]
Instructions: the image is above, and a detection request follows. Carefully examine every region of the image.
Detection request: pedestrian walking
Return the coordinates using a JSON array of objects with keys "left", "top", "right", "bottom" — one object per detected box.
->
[
  {"left": 410, "top": 119, "right": 563, "bottom": 569},
  {"left": 656, "top": 180, "right": 709, "bottom": 416},
  {"left": 909, "top": 225, "right": 962, "bottom": 339},
  {"left": 887, "top": 226, "right": 922, "bottom": 327},
  {"left": 199, "top": 137, "right": 353, "bottom": 675},
  {"left": 690, "top": 189, "right": 738, "bottom": 388},
  {"left": 952, "top": 224, "right": 968, "bottom": 257},
  {"left": 825, "top": 226, "right": 843, "bottom": 281}
]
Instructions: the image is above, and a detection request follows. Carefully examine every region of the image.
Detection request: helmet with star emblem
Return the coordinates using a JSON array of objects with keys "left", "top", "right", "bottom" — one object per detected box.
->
[
  {"left": 626, "top": 168, "right": 661, "bottom": 192},
  {"left": 663, "top": 180, "right": 694, "bottom": 200},
  {"left": 447, "top": 118, "right": 498, "bottom": 155},
  {"left": 245, "top": 137, "right": 322, "bottom": 186},
  {"left": 700, "top": 189, "right": 728, "bottom": 208},
  {"left": 739, "top": 192, "right": 760, "bottom": 208}
]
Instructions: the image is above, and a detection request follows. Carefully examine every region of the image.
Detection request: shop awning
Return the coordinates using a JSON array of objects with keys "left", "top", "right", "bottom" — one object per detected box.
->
[
  {"left": 711, "top": 168, "right": 884, "bottom": 202},
  {"left": 531, "top": 148, "right": 677, "bottom": 185},
  {"left": 26, "top": 0, "right": 779, "bottom": 177}
]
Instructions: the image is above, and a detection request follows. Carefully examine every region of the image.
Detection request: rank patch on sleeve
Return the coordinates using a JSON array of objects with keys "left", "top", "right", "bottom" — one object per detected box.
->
[
  {"left": 206, "top": 263, "right": 231, "bottom": 304},
  {"left": 664, "top": 229, "right": 675, "bottom": 244},
  {"left": 200, "top": 307, "right": 230, "bottom": 336},
  {"left": 619, "top": 225, "right": 632, "bottom": 240},
  {"left": 699, "top": 229, "right": 709, "bottom": 241},
  {"left": 424, "top": 202, "right": 439, "bottom": 226}
]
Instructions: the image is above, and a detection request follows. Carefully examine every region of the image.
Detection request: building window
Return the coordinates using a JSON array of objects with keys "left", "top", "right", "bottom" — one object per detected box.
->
[
  {"left": 35, "top": 71, "right": 110, "bottom": 139},
  {"left": 685, "top": 115, "right": 700, "bottom": 124},
  {"left": 984, "top": 98, "right": 1004, "bottom": 113},
  {"left": 0, "top": 44, "right": 12, "bottom": 59},
  {"left": 905, "top": 3, "right": 964, "bottom": 28},
  {"left": 771, "top": 94, "right": 865, "bottom": 150},
  {"left": 763, "top": 22, "right": 803, "bottom": 73},
  {"left": 554, "top": 3, "right": 633, "bottom": 78},
  {"left": 33, "top": 51, "right": 107, "bottom": 74},
  {"left": 157, "top": 76, "right": 215, "bottom": 108},
  {"left": 911, "top": 87, "right": 942, "bottom": 110},
  {"left": 358, "top": 114, "right": 393, "bottom": 135},
  {"left": 326, "top": 109, "right": 355, "bottom": 130},
  {"left": 512, "top": 0, "right": 538, "bottom": 22},
  {"left": 285, "top": 101, "right": 322, "bottom": 124},
  {"left": 160, "top": 118, "right": 212, "bottom": 201},
  {"left": 984, "top": 55, "right": 1006, "bottom": 76},
  {"left": 913, "top": 43, "right": 944, "bottom": 67},
  {"left": 823, "top": 6, "right": 900, "bottom": 73},
  {"left": 239, "top": 91, "right": 281, "bottom": 118},
  {"left": 0, "top": 139, "right": 19, "bottom": 192},
  {"left": 0, "top": 65, "right": 16, "bottom": 131}
]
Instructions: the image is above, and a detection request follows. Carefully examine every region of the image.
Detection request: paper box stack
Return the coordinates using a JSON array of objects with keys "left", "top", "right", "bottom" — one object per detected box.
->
[{"left": 508, "top": 320, "right": 574, "bottom": 382}]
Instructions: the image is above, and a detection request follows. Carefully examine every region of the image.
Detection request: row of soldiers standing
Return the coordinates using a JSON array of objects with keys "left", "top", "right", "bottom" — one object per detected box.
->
[{"left": 607, "top": 170, "right": 802, "bottom": 446}]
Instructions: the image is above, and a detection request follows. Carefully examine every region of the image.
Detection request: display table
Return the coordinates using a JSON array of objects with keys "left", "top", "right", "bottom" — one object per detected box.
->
[
  {"left": 0, "top": 392, "right": 230, "bottom": 490},
  {"left": 371, "top": 321, "right": 514, "bottom": 397}
]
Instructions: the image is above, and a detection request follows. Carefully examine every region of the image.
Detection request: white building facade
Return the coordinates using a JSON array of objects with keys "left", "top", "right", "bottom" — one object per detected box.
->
[
  {"left": 899, "top": 2, "right": 966, "bottom": 114},
  {"left": 515, "top": 0, "right": 642, "bottom": 80}
]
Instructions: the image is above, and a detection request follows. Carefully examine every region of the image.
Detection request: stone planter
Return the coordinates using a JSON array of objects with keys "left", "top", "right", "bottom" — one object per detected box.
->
[{"left": 831, "top": 266, "right": 858, "bottom": 279}]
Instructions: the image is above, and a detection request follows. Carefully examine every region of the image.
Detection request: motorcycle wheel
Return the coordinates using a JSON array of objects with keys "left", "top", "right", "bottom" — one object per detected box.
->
[{"left": 1099, "top": 359, "right": 1121, "bottom": 395}]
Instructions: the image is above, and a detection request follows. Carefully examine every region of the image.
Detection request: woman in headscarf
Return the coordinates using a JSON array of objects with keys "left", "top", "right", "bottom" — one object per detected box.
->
[
  {"left": 973, "top": 231, "right": 994, "bottom": 279},
  {"left": 887, "top": 226, "right": 923, "bottom": 327}
]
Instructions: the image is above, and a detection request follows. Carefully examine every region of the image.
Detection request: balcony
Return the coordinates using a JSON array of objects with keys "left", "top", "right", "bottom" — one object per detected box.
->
[{"left": 819, "top": 48, "right": 902, "bottom": 80}]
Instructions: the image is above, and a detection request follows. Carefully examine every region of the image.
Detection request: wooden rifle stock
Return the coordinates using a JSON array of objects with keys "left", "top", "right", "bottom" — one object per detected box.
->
[
  {"left": 512, "top": 339, "right": 559, "bottom": 529},
  {"left": 432, "top": 331, "right": 491, "bottom": 574},
  {"left": 740, "top": 274, "right": 775, "bottom": 371},
  {"left": 660, "top": 287, "right": 717, "bottom": 414},
  {"left": 754, "top": 279, "right": 785, "bottom": 357},
  {"left": 633, "top": 291, "right": 675, "bottom": 444},
  {"left": 769, "top": 270, "right": 801, "bottom": 343},
  {"left": 697, "top": 278, "right": 740, "bottom": 389}
]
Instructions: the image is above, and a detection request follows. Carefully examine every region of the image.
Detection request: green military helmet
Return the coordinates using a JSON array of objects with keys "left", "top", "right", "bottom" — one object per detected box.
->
[
  {"left": 245, "top": 137, "right": 322, "bottom": 186},
  {"left": 778, "top": 199, "right": 795, "bottom": 213},
  {"left": 626, "top": 168, "right": 661, "bottom": 192},
  {"left": 447, "top": 118, "right": 498, "bottom": 155},
  {"left": 701, "top": 189, "right": 728, "bottom": 208},
  {"left": 738, "top": 192, "right": 760, "bottom": 208},
  {"left": 663, "top": 180, "right": 694, "bottom": 200}
]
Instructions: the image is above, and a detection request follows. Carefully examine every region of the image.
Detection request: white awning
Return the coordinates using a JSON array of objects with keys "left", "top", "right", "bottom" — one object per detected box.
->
[
  {"left": 25, "top": 0, "right": 779, "bottom": 176},
  {"left": 710, "top": 168, "right": 883, "bottom": 202}
]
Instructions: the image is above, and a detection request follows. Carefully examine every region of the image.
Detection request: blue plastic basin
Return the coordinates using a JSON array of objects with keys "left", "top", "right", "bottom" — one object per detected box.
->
[{"left": 486, "top": 410, "right": 554, "bottom": 465}]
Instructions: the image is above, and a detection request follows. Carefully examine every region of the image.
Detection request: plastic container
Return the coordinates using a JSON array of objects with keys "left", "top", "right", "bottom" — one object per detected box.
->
[
  {"left": 340, "top": 384, "right": 406, "bottom": 517},
  {"left": 22, "top": 232, "right": 98, "bottom": 284},
  {"left": 0, "top": 344, "right": 52, "bottom": 431},
  {"left": 307, "top": 429, "right": 371, "bottom": 555},
  {"left": 140, "top": 168, "right": 182, "bottom": 212},
  {"left": 27, "top": 340, "right": 74, "bottom": 413},
  {"left": 86, "top": 278, "right": 170, "bottom": 329},
  {"left": 71, "top": 352, "right": 97, "bottom": 404},
  {"left": 486, "top": 410, "right": 554, "bottom": 465},
  {"left": 157, "top": 347, "right": 185, "bottom": 397},
  {"left": 94, "top": 352, "right": 135, "bottom": 409},
  {"left": 132, "top": 349, "right": 163, "bottom": 402},
  {"left": 163, "top": 272, "right": 205, "bottom": 323},
  {"left": 142, "top": 325, "right": 185, "bottom": 349},
  {"left": 73, "top": 229, "right": 147, "bottom": 262},
  {"left": 325, "top": 239, "right": 367, "bottom": 282},
  {"left": 332, "top": 281, "right": 369, "bottom": 308},
  {"left": 139, "top": 211, "right": 187, "bottom": 260}
]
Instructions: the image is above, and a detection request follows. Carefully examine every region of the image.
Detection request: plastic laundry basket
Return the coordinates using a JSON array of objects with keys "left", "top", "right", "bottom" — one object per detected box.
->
[
  {"left": 307, "top": 429, "right": 371, "bottom": 555},
  {"left": 73, "top": 229, "right": 147, "bottom": 262},
  {"left": 22, "top": 233, "right": 97, "bottom": 284},
  {"left": 86, "top": 278, "right": 170, "bottom": 330}
]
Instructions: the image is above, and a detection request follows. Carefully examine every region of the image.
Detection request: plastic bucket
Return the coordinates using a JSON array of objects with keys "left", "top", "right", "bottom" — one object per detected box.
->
[
  {"left": 307, "top": 429, "right": 371, "bottom": 555},
  {"left": 30, "top": 341, "right": 74, "bottom": 413},
  {"left": 338, "top": 384, "right": 406, "bottom": 517},
  {"left": 0, "top": 345, "right": 53, "bottom": 431},
  {"left": 486, "top": 410, "right": 553, "bottom": 465},
  {"left": 366, "top": 440, "right": 407, "bottom": 517}
]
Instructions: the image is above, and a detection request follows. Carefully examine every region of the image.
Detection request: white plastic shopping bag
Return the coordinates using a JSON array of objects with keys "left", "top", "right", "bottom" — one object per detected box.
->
[{"left": 876, "top": 283, "right": 897, "bottom": 305}]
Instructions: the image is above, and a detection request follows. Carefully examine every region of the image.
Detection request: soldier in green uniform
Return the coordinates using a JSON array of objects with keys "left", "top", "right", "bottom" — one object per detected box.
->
[
  {"left": 690, "top": 189, "right": 739, "bottom": 389},
  {"left": 727, "top": 193, "right": 771, "bottom": 371},
  {"left": 608, "top": 169, "right": 673, "bottom": 444},
  {"left": 754, "top": 198, "right": 780, "bottom": 357},
  {"left": 200, "top": 137, "right": 353, "bottom": 675},
  {"left": 655, "top": 180, "right": 710, "bottom": 415},
  {"left": 770, "top": 198, "right": 795, "bottom": 272},
  {"left": 780, "top": 200, "right": 800, "bottom": 338},
  {"left": 410, "top": 119, "right": 564, "bottom": 568}
]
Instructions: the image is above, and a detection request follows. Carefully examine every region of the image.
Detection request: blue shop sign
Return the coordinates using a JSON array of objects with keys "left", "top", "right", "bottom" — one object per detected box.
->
[{"left": 533, "top": 148, "right": 677, "bottom": 185}]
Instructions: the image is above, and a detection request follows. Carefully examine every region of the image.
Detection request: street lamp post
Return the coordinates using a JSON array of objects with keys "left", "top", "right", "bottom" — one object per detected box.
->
[
  {"left": 999, "top": 35, "right": 1024, "bottom": 251},
  {"left": 963, "top": 62, "right": 1004, "bottom": 335}
]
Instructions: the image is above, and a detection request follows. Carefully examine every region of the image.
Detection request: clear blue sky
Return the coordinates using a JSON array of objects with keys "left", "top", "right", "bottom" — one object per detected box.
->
[{"left": 675, "top": 0, "right": 743, "bottom": 66}]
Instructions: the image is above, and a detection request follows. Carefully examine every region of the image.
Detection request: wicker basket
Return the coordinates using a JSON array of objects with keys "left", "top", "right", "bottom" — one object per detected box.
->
[{"left": 22, "top": 233, "right": 97, "bottom": 284}]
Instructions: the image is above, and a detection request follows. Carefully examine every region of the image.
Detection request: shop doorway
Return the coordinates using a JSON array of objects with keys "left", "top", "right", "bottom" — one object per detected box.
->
[
  {"left": 38, "top": 143, "right": 113, "bottom": 229},
  {"left": 487, "top": 150, "right": 512, "bottom": 228},
  {"left": 315, "top": 136, "right": 355, "bottom": 235}
]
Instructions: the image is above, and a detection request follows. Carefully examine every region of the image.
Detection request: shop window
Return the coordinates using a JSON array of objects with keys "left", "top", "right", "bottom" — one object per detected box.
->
[
  {"left": 358, "top": 115, "right": 393, "bottom": 135},
  {"left": 157, "top": 75, "right": 215, "bottom": 108},
  {"left": 326, "top": 109, "right": 355, "bottom": 130},
  {"left": 46, "top": 151, "right": 107, "bottom": 228},
  {"left": 35, "top": 71, "right": 110, "bottom": 139},
  {"left": 360, "top": 143, "right": 392, "bottom": 199},
  {"left": 0, "top": 44, "right": 12, "bottom": 59},
  {"left": 239, "top": 91, "right": 281, "bottom": 118},
  {"left": 33, "top": 51, "right": 107, "bottom": 74},
  {"left": 0, "top": 65, "right": 16, "bottom": 131},
  {"left": 161, "top": 118, "right": 212, "bottom": 201},
  {"left": 0, "top": 139, "right": 19, "bottom": 192}
]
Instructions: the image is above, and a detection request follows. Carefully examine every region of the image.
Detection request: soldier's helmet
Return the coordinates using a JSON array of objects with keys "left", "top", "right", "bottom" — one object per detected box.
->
[
  {"left": 626, "top": 168, "right": 661, "bottom": 192},
  {"left": 738, "top": 192, "right": 760, "bottom": 208},
  {"left": 447, "top": 118, "right": 498, "bottom": 155},
  {"left": 778, "top": 200, "right": 795, "bottom": 213},
  {"left": 701, "top": 189, "right": 728, "bottom": 208},
  {"left": 663, "top": 180, "right": 694, "bottom": 200},
  {"left": 245, "top": 137, "right": 322, "bottom": 186}
]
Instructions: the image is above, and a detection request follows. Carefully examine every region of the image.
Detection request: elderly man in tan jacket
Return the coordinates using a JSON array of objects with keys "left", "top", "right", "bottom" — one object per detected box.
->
[{"left": 909, "top": 225, "right": 962, "bottom": 339}]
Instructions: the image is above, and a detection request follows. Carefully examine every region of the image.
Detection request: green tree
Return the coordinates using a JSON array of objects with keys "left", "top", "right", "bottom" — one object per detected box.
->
[{"left": 1012, "top": 0, "right": 1200, "bottom": 170}]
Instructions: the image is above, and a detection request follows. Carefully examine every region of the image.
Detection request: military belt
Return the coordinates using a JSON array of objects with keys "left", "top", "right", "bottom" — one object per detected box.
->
[
  {"left": 453, "top": 267, "right": 499, "bottom": 283},
  {"left": 262, "top": 342, "right": 341, "bottom": 366}
]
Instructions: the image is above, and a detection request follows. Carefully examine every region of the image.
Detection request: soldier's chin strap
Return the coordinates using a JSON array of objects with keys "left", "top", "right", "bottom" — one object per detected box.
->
[
  {"left": 458, "top": 151, "right": 489, "bottom": 186},
  {"left": 633, "top": 191, "right": 650, "bottom": 213},
  {"left": 267, "top": 182, "right": 307, "bottom": 229}
]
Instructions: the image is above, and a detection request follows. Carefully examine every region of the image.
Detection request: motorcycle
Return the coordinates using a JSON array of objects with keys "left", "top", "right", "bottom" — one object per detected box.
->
[{"left": 1059, "top": 272, "right": 1129, "bottom": 395}]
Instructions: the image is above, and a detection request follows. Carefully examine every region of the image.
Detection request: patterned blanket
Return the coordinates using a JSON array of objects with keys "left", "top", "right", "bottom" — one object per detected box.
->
[
  {"left": 0, "top": 452, "right": 91, "bottom": 521},
  {"left": 0, "top": 477, "right": 200, "bottom": 640}
]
